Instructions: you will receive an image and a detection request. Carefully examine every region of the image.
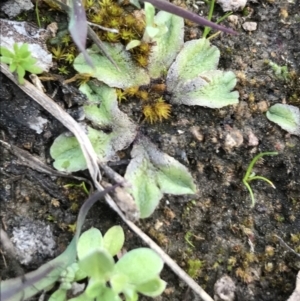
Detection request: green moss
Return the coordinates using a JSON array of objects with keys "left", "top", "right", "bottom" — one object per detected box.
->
[{"left": 187, "top": 259, "right": 204, "bottom": 279}]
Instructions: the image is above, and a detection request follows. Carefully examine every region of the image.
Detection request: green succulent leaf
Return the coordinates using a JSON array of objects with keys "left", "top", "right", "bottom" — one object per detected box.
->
[
  {"left": 52, "top": 126, "right": 119, "bottom": 171},
  {"left": 81, "top": 82, "right": 137, "bottom": 157},
  {"left": 148, "top": 10, "right": 184, "bottom": 79},
  {"left": 125, "top": 136, "right": 196, "bottom": 218},
  {"left": 0, "top": 46, "right": 14, "bottom": 58},
  {"left": 9, "top": 62, "right": 17, "bottom": 72},
  {"left": 0, "top": 56, "right": 12, "bottom": 64},
  {"left": 77, "top": 228, "right": 103, "bottom": 260},
  {"left": 78, "top": 248, "right": 114, "bottom": 279},
  {"left": 74, "top": 267, "right": 88, "bottom": 282},
  {"left": 21, "top": 56, "right": 38, "bottom": 66},
  {"left": 13, "top": 43, "right": 20, "bottom": 54},
  {"left": 136, "top": 277, "right": 167, "bottom": 297},
  {"left": 114, "top": 248, "right": 163, "bottom": 285},
  {"left": 74, "top": 43, "right": 150, "bottom": 88},
  {"left": 17, "top": 65, "right": 26, "bottom": 84},
  {"left": 24, "top": 64, "right": 43, "bottom": 74},
  {"left": 266, "top": 104, "right": 300, "bottom": 136},
  {"left": 19, "top": 43, "right": 29, "bottom": 52},
  {"left": 18, "top": 44, "right": 31, "bottom": 59},
  {"left": 103, "top": 226, "right": 125, "bottom": 256},
  {"left": 169, "top": 70, "right": 239, "bottom": 108}
]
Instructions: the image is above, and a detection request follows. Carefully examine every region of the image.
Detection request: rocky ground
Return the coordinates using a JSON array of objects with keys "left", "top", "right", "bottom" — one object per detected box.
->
[{"left": 0, "top": 0, "right": 300, "bottom": 300}]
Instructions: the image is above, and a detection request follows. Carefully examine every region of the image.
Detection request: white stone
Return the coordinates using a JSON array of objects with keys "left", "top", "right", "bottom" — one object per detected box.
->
[
  {"left": 217, "top": 0, "right": 247, "bottom": 12},
  {"left": 242, "top": 21, "right": 258, "bottom": 31},
  {"left": 228, "top": 15, "right": 239, "bottom": 26},
  {"left": 214, "top": 275, "right": 236, "bottom": 301},
  {"left": 11, "top": 221, "right": 56, "bottom": 265}
]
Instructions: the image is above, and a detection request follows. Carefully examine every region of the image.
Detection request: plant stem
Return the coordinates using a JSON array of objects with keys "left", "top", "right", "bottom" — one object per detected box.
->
[
  {"left": 35, "top": 0, "right": 41, "bottom": 28},
  {"left": 243, "top": 152, "right": 278, "bottom": 183},
  {"left": 248, "top": 175, "right": 276, "bottom": 189},
  {"left": 216, "top": 11, "right": 232, "bottom": 24},
  {"left": 242, "top": 180, "right": 255, "bottom": 207},
  {"left": 203, "top": 0, "right": 215, "bottom": 39},
  {"left": 243, "top": 151, "right": 278, "bottom": 207}
]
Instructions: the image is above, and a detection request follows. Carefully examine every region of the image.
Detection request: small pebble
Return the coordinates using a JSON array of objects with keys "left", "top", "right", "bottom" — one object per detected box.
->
[
  {"left": 257, "top": 100, "right": 269, "bottom": 113},
  {"left": 223, "top": 128, "right": 243, "bottom": 151},
  {"left": 228, "top": 15, "right": 239, "bottom": 26},
  {"left": 190, "top": 126, "right": 204, "bottom": 142},
  {"left": 242, "top": 21, "right": 258, "bottom": 31},
  {"left": 214, "top": 275, "right": 236, "bottom": 301},
  {"left": 247, "top": 130, "right": 259, "bottom": 146}
]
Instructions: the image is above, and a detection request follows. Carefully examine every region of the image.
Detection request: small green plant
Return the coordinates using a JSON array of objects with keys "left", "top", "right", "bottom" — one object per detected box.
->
[
  {"left": 1, "top": 188, "right": 165, "bottom": 301},
  {"left": 184, "top": 231, "right": 195, "bottom": 248},
  {"left": 0, "top": 43, "right": 43, "bottom": 84},
  {"left": 268, "top": 60, "right": 289, "bottom": 81},
  {"left": 51, "top": 6, "right": 239, "bottom": 218},
  {"left": 187, "top": 259, "right": 204, "bottom": 279},
  {"left": 64, "top": 181, "right": 90, "bottom": 195},
  {"left": 243, "top": 152, "right": 278, "bottom": 207},
  {"left": 49, "top": 226, "right": 166, "bottom": 301}
]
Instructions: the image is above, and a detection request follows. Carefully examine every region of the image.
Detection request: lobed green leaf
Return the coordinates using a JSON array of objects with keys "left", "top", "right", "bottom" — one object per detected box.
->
[
  {"left": 148, "top": 10, "right": 184, "bottom": 79},
  {"left": 166, "top": 38, "right": 220, "bottom": 91},
  {"left": 169, "top": 70, "right": 239, "bottom": 108},
  {"left": 51, "top": 82, "right": 137, "bottom": 172},
  {"left": 74, "top": 43, "right": 150, "bottom": 89},
  {"left": 125, "top": 136, "right": 196, "bottom": 218}
]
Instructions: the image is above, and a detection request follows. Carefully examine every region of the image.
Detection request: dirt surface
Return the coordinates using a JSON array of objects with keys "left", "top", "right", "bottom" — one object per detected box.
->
[{"left": 1, "top": 0, "right": 300, "bottom": 301}]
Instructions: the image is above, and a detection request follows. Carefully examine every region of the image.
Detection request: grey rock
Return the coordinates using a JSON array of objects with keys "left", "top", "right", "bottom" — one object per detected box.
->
[
  {"left": 11, "top": 220, "right": 56, "bottom": 265},
  {"left": 1, "top": 0, "right": 34, "bottom": 18}
]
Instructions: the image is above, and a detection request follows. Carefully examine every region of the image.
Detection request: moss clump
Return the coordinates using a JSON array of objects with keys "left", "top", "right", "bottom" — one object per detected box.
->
[
  {"left": 187, "top": 259, "right": 204, "bottom": 279},
  {"left": 83, "top": 0, "right": 152, "bottom": 67}
]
